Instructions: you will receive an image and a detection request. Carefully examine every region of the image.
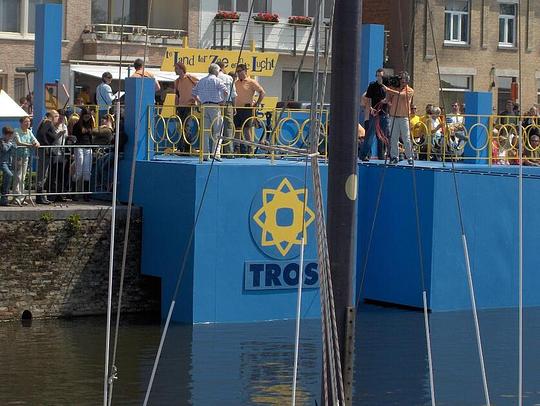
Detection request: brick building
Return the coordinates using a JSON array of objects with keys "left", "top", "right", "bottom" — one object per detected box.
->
[
  {"left": 363, "top": 0, "right": 539, "bottom": 114},
  {"left": 0, "top": 0, "right": 333, "bottom": 108}
]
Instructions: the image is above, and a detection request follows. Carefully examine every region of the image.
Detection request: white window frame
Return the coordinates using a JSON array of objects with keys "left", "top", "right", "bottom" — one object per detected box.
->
[
  {"left": 0, "top": 0, "right": 64, "bottom": 40},
  {"left": 218, "top": 0, "right": 271, "bottom": 13},
  {"left": 498, "top": 3, "right": 517, "bottom": 47},
  {"left": 440, "top": 74, "right": 473, "bottom": 92},
  {"left": 291, "top": 0, "right": 332, "bottom": 19},
  {"left": 444, "top": 0, "right": 470, "bottom": 44}
]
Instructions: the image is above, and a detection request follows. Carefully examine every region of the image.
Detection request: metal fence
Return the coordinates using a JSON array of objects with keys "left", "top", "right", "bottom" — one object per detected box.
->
[
  {"left": 1, "top": 145, "right": 114, "bottom": 205},
  {"left": 148, "top": 105, "right": 329, "bottom": 162},
  {"left": 408, "top": 114, "right": 540, "bottom": 165}
]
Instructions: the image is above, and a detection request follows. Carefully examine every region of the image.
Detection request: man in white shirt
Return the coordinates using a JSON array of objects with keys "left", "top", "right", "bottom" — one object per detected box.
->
[
  {"left": 192, "top": 63, "right": 229, "bottom": 161},
  {"left": 96, "top": 72, "right": 113, "bottom": 122},
  {"left": 216, "top": 61, "right": 236, "bottom": 157}
]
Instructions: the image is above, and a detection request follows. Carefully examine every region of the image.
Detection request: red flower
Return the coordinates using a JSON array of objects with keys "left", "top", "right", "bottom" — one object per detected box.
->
[
  {"left": 288, "top": 16, "right": 312, "bottom": 25},
  {"left": 253, "top": 12, "right": 279, "bottom": 23},
  {"left": 215, "top": 10, "right": 240, "bottom": 20}
]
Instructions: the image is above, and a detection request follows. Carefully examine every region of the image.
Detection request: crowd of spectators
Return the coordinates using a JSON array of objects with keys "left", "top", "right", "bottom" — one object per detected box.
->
[
  {"left": 358, "top": 67, "right": 540, "bottom": 166},
  {"left": 0, "top": 105, "right": 122, "bottom": 206}
]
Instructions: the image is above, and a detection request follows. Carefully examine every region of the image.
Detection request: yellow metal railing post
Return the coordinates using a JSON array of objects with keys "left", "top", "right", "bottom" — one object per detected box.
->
[
  {"left": 200, "top": 105, "right": 204, "bottom": 163},
  {"left": 488, "top": 115, "right": 493, "bottom": 166}
]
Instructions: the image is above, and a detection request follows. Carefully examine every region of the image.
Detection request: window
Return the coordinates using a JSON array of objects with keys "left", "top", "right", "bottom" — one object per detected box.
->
[
  {"left": 14, "top": 76, "right": 26, "bottom": 102},
  {"left": 28, "top": 0, "right": 62, "bottom": 33},
  {"left": 498, "top": 3, "right": 516, "bottom": 47},
  {"left": 0, "top": 74, "right": 6, "bottom": 92},
  {"left": 0, "top": 0, "right": 21, "bottom": 32},
  {"left": 217, "top": 0, "right": 269, "bottom": 13},
  {"left": 91, "top": 0, "right": 148, "bottom": 25},
  {"left": 0, "top": 0, "right": 62, "bottom": 36},
  {"left": 292, "top": 0, "right": 333, "bottom": 18},
  {"left": 440, "top": 74, "right": 472, "bottom": 109},
  {"left": 444, "top": 0, "right": 469, "bottom": 44},
  {"left": 497, "top": 76, "right": 513, "bottom": 112},
  {"left": 282, "top": 71, "right": 331, "bottom": 103}
]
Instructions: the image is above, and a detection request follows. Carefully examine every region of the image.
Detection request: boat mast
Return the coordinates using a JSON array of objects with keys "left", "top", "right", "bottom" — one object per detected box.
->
[{"left": 326, "top": 0, "right": 362, "bottom": 403}]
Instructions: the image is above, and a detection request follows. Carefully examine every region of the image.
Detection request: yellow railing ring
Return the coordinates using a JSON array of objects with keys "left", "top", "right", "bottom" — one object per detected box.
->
[
  {"left": 275, "top": 117, "right": 302, "bottom": 147},
  {"left": 182, "top": 114, "right": 201, "bottom": 146},
  {"left": 463, "top": 122, "right": 490, "bottom": 152}
]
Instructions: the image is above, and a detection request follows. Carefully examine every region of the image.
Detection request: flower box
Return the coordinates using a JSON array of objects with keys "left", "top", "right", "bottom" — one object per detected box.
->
[
  {"left": 253, "top": 12, "right": 279, "bottom": 24},
  {"left": 164, "top": 37, "right": 183, "bottom": 45},
  {"left": 215, "top": 10, "right": 240, "bottom": 21},
  {"left": 81, "top": 32, "right": 97, "bottom": 42},
  {"left": 100, "top": 32, "right": 122, "bottom": 42},
  {"left": 288, "top": 16, "right": 312, "bottom": 26}
]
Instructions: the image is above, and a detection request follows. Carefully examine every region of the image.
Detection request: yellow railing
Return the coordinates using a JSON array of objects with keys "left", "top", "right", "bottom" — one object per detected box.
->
[
  {"left": 409, "top": 114, "right": 540, "bottom": 166},
  {"left": 148, "top": 105, "right": 329, "bottom": 162}
]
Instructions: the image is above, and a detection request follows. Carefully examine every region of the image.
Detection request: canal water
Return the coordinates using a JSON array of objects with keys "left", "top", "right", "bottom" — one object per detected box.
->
[{"left": 1, "top": 304, "right": 540, "bottom": 405}]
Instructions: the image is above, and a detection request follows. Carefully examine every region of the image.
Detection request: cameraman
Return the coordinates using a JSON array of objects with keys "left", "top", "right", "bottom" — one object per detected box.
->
[
  {"left": 359, "top": 68, "right": 388, "bottom": 161},
  {"left": 383, "top": 71, "right": 414, "bottom": 164}
]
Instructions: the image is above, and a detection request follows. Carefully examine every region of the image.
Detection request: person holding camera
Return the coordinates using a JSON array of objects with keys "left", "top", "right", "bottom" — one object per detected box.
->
[
  {"left": 383, "top": 71, "right": 415, "bottom": 164},
  {"left": 359, "top": 68, "right": 388, "bottom": 161},
  {"left": 96, "top": 71, "right": 114, "bottom": 122}
]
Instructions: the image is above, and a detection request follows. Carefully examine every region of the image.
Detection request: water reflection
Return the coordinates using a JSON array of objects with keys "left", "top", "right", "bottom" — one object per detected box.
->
[{"left": 2, "top": 305, "right": 540, "bottom": 405}]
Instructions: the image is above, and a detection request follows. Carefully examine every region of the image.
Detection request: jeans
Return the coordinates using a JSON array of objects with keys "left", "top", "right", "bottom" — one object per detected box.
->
[
  {"left": 360, "top": 112, "right": 388, "bottom": 160},
  {"left": 1, "top": 162, "right": 13, "bottom": 204},
  {"left": 74, "top": 148, "right": 92, "bottom": 182}
]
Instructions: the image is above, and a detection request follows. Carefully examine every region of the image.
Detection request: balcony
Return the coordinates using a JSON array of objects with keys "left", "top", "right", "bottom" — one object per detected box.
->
[
  {"left": 81, "top": 23, "right": 188, "bottom": 64},
  {"left": 210, "top": 19, "right": 331, "bottom": 56}
]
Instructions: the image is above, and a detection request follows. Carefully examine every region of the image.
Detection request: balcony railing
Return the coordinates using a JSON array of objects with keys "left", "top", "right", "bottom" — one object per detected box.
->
[
  {"left": 82, "top": 23, "right": 188, "bottom": 46},
  {"left": 212, "top": 19, "right": 331, "bottom": 55}
]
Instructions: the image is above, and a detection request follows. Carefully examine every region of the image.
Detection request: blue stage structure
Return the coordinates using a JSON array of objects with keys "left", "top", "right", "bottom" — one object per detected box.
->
[
  {"left": 33, "top": 3, "right": 62, "bottom": 130},
  {"left": 123, "top": 78, "right": 325, "bottom": 323},
  {"left": 358, "top": 161, "right": 540, "bottom": 311}
]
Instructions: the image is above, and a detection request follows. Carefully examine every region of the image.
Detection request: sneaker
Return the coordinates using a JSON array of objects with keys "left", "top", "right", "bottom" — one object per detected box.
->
[
  {"left": 360, "top": 156, "right": 369, "bottom": 162},
  {"left": 389, "top": 158, "right": 398, "bottom": 165},
  {"left": 407, "top": 158, "right": 414, "bottom": 165}
]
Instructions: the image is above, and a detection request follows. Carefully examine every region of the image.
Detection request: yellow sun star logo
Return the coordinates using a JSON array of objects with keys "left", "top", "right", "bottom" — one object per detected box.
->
[{"left": 252, "top": 178, "right": 316, "bottom": 257}]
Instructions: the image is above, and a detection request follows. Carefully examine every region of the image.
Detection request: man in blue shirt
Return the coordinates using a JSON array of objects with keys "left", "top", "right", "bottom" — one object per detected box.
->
[{"left": 192, "top": 63, "right": 229, "bottom": 161}]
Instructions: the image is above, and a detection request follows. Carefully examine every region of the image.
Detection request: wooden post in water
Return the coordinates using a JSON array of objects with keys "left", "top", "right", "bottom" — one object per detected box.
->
[{"left": 326, "top": 0, "right": 361, "bottom": 404}]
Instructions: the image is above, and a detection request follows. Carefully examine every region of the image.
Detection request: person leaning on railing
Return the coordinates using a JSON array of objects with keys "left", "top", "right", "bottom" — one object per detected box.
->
[
  {"left": 13, "top": 116, "right": 39, "bottom": 206},
  {"left": 234, "top": 63, "right": 265, "bottom": 156},
  {"left": 49, "top": 109, "right": 69, "bottom": 202},
  {"left": 524, "top": 134, "right": 540, "bottom": 167},
  {"left": 0, "top": 126, "right": 16, "bottom": 206},
  {"left": 36, "top": 110, "right": 63, "bottom": 205}
]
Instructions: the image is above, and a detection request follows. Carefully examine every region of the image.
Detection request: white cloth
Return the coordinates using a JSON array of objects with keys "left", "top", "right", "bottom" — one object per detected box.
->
[
  {"left": 218, "top": 71, "right": 237, "bottom": 102},
  {"left": 74, "top": 147, "right": 92, "bottom": 182},
  {"left": 96, "top": 83, "right": 114, "bottom": 110},
  {"left": 192, "top": 74, "right": 229, "bottom": 104},
  {"left": 12, "top": 156, "right": 29, "bottom": 202}
]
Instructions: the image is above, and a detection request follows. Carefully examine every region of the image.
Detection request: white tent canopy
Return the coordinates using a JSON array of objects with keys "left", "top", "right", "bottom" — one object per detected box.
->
[
  {"left": 70, "top": 64, "right": 206, "bottom": 82},
  {"left": 0, "top": 90, "right": 28, "bottom": 118}
]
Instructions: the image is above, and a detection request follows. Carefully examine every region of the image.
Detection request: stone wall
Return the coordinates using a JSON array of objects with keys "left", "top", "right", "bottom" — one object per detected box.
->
[{"left": 0, "top": 205, "right": 160, "bottom": 321}]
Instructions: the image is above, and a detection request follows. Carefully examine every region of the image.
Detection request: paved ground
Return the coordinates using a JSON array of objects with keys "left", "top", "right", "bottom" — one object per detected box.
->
[{"left": 0, "top": 200, "right": 134, "bottom": 220}]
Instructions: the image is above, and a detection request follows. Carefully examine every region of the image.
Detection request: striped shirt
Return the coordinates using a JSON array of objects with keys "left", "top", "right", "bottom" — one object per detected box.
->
[{"left": 192, "top": 74, "right": 229, "bottom": 104}]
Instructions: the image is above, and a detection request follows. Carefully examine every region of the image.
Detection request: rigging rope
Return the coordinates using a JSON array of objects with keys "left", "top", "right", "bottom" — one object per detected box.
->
[
  {"left": 425, "top": 0, "right": 491, "bottom": 404},
  {"left": 104, "top": 1, "right": 127, "bottom": 404},
  {"left": 517, "top": 1, "right": 524, "bottom": 405}
]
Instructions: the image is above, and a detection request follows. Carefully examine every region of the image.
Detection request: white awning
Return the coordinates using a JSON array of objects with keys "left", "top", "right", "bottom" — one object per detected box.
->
[
  {"left": 70, "top": 64, "right": 206, "bottom": 82},
  {"left": 0, "top": 90, "right": 28, "bottom": 118}
]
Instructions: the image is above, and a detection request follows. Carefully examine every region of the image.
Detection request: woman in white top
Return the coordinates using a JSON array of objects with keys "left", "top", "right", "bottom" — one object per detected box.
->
[{"left": 13, "top": 116, "right": 39, "bottom": 205}]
